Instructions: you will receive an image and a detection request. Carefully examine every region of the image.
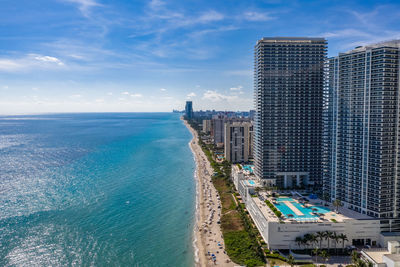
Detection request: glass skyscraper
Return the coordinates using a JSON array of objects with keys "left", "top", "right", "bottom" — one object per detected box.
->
[
  {"left": 254, "top": 37, "right": 327, "bottom": 188},
  {"left": 324, "top": 41, "right": 400, "bottom": 230},
  {"left": 185, "top": 101, "right": 193, "bottom": 119}
]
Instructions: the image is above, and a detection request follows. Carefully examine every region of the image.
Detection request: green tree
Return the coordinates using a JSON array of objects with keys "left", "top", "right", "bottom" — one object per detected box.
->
[
  {"left": 332, "top": 232, "right": 339, "bottom": 255},
  {"left": 316, "top": 231, "right": 326, "bottom": 248},
  {"left": 351, "top": 251, "right": 359, "bottom": 265},
  {"left": 288, "top": 254, "right": 296, "bottom": 267},
  {"left": 295, "top": 236, "right": 303, "bottom": 250},
  {"left": 333, "top": 199, "right": 342, "bottom": 212},
  {"left": 319, "top": 250, "right": 329, "bottom": 265},
  {"left": 312, "top": 248, "right": 320, "bottom": 265},
  {"left": 338, "top": 233, "right": 348, "bottom": 253},
  {"left": 324, "top": 231, "right": 334, "bottom": 251}
]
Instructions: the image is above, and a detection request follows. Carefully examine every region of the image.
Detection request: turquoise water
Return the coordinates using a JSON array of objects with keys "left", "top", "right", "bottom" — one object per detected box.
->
[
  {"left": 274, "top": 197, "right": 330, "bottom": 219},
  {"left": 242, "top": 165, "right": 254, "bottom": 173},
  {"left": 0, "top": 113, "right": 196, "bottom": 266},
  {"left": 248, "top": 180, "right": 255, "bottom": 185}
]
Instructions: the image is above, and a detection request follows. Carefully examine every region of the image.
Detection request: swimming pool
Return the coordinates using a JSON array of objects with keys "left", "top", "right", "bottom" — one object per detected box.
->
[
  {"left": 247, "top": 180, "right": 255, "bottom": 185},
  {"left": 242, "top": 165, "right": 254, "bottom": 173},
  {"left": 274, "top": 197, "right": 330, "bottom": 220}
]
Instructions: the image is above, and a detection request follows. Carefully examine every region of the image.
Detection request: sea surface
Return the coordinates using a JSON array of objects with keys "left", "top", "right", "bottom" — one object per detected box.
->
[{"left": 0, "top": 113, "right": 196, "bottom": 267}]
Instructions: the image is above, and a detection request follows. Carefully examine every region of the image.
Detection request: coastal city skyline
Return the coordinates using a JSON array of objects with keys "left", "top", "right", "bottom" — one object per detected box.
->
[
  {"left": 2, "top": 0, "right": 400, "bottom": 266},
  {"left": 1, "top": 0, "right": 400, "bottom": 114}
]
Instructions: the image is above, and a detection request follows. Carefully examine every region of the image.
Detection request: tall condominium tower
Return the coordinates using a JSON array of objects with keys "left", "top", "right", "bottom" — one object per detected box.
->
[
  {"left": 212, "top": 114, "right": 226, "bottom": 145},
  {"left": 224, "top": 121, "right": 253, "bottom": 163},
  {"left": 324, "top": 40, "right": 400, "bottom": 230},
  {"left": 254, "top": 37, "right": 327, "bottom": 188},
  {"left": 185, "top": 101, "right": 193, "bottom": 119}
]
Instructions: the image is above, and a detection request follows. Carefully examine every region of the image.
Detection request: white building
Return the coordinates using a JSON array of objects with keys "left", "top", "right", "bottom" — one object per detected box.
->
[
  {"left": 232, "top": 166, "right": 382, "bottom": 250},
  {"left": 362, "top": 241, "right": 400, "bottom": 267}
]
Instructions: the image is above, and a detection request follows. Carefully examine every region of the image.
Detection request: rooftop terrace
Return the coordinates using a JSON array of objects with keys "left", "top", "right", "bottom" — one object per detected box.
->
[{"left": 253, "top": 191, "right": 373, "bottom": 224}]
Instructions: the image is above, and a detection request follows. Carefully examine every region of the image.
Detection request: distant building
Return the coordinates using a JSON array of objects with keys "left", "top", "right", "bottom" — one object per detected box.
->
[
  {"left": 254, "top": 37, "right": 327, "bottom": 188},
  {"left": 202, "top": 119, "right": 211, "bottom": 134},
  {"left": 224, "top": 121, "right": 252, "bottom": 163},
  {"left": 185, "top": 101, "right": 193, "bottom": 119},
  {"left": 324, "top": 40, "right": 400, "bottom": 231},
  {"left": 212, "top": 114, "right": 226, "bottom": 145}
]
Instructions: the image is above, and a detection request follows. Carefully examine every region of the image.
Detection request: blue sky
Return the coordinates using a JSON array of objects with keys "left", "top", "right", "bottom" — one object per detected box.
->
[{"left": 1, "top": 0, "right": 400, "bottom": 114}]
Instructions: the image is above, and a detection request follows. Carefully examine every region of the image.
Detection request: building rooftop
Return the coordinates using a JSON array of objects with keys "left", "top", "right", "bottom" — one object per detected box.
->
[
  {"left": 253, "top": 191, "right": 374, "bottom": 224},
  {"left": 257, "top": 37, "right": 326, "bottom": 45},
  {"left": 339, "top": 39, "right": 400, "bottom": 55},
  {"left": 362, "top": 249, "right": 388, "bottom": 264},
  {"left": 385, "top": 254, "right": 400, "bottom": 262}
]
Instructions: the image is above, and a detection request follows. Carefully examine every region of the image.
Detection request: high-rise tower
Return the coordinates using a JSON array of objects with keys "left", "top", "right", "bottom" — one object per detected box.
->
[
  {"left": 254, "top": 37, "right": 327, "bottom": 188},
  {"left": 185, "top": 101, "right": 193, "bottom": 119},
  {"left": 324, "top": 40, "right": 400, "bottom": 230}
]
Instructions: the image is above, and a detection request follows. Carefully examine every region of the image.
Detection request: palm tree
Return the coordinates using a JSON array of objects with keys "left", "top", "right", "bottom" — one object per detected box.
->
[
  {"left": 316, "top": 231, "right": 326, "bottom": 248},
  {"left": 310, "top": 234, "right": 318, "bottom": 249},
  {"left": 303, "top": 233, "right": 313, "bottom": 249},
  {"left": 332, "top": 232, "right": 339, "bottom": 255},
  {"left": 312, "top": 248, "right": 319, "bottom": 265},
  {"left": 288, "top": 254, "right": 295, "bottom": 267},
  {"left": 338, "top": 233, "right": 348, "bottom": 253},
  {"left": 352, "top": 251, "right": 359, "bottom": 265},
  {"left": 319, "top": 250, "right": 330, "bottom": 265},
  {"left": 325, "top": 231, "right": 334, "bottom": 251},
  {"left": 295, "top": 236, "right": 303, "bottom": 250},
  {"left": 333, "top": 199, "right": 342, "bottom": 212},
  {"left": 255, "top": 187, "right": 262, "bottom": 195}
]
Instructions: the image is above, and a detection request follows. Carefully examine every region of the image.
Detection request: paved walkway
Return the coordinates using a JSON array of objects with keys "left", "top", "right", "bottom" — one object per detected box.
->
[{"left": 284, "top": 201, "right": 304, "bottom": 216}]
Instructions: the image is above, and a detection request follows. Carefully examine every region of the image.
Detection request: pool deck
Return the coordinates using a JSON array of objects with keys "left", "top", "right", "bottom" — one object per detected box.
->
[
  {"left": 283, "top": 201, "right": 304, "bottom": 216},
  {"left": 253, "top": 192, "right": 374, "bottom": 224}
]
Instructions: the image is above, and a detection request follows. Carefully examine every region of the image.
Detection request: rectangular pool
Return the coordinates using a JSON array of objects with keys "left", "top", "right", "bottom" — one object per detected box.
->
[{"left": 273, "top": 197, "right": 330, "bottom": 220}]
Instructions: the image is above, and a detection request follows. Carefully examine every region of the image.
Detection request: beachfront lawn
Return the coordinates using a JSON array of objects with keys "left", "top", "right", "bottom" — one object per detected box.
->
[{"left": 224, "top": 231, "right": 265, "bottom": 267}]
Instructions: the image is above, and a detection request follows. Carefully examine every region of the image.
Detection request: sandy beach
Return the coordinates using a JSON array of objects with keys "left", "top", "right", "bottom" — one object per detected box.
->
[{"left": 184, "top": 119, "right": 235, "bottom": 267}]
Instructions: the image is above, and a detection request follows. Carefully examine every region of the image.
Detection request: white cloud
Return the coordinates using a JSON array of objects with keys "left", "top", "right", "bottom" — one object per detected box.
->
[
  {"left": 95, "top": 98, "right": 104, "bottom": 103},
  {"left": 187, "top": 92, "right": 196, "bottom": 99},
  {"left": 230, "top": 86, "right": 243, "bottom": 91},
  {"left": 197, "top": 10, "right": 224, "bottom": 23},
  {"left": 33, "top": 55, "right": 64, "bottom": 65},
  {"left": 107, "top": 92, "right": 113, "bottom": 96},
  {"left": 121, "top": 91, "right": 130, "bottom": 95},
  {"left": 0, "top": 59, "right": 22, "bottom": 71},
  {"left": 243, "top": 11, "right": 273, "bottom": 22},
  {"left": 323, "top": 29, "right": 372, "bottom": 38},
  {"left": 202, "top": 90, "right": 238, "bottom": 102},
  {"left": 149, "top": 0, "right": 164, "bottom": 10},
  {"left": 160, "top": 88, "right": 167, "bottom": 91},
  {"left": 0, "top": 54, "right": 65, "bottom": 72},
  {"left": 63, "top": 0, "right": 101, "bottom": 17},
  {"left": 130, "top": 93, "right": 143, "bottom": 98}
]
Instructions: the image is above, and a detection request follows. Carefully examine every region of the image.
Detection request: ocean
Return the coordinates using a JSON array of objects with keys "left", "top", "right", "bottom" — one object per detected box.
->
[{"left": 0, "top": 113, "right": 196, "bottom": 266}]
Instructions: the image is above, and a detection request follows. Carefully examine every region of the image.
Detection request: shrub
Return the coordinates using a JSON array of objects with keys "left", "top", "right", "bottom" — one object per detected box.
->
[{"left": 265, "top": 199, "right": 282, "bottom": 218}]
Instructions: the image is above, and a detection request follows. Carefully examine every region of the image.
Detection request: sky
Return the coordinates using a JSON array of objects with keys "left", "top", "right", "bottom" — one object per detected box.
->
[{"left": 1, "top": 0, "right": 400, "bottom": 114}]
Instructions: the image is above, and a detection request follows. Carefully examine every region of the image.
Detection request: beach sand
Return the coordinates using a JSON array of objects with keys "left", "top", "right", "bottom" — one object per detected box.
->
[{"left": 183, "top": 119, "right": 235, "bottom": 267}]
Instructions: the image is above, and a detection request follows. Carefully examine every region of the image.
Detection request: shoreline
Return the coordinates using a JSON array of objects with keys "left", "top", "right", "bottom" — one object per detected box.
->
[{"left": 182, "top": 118, "right": 234, "bottom": 267}]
